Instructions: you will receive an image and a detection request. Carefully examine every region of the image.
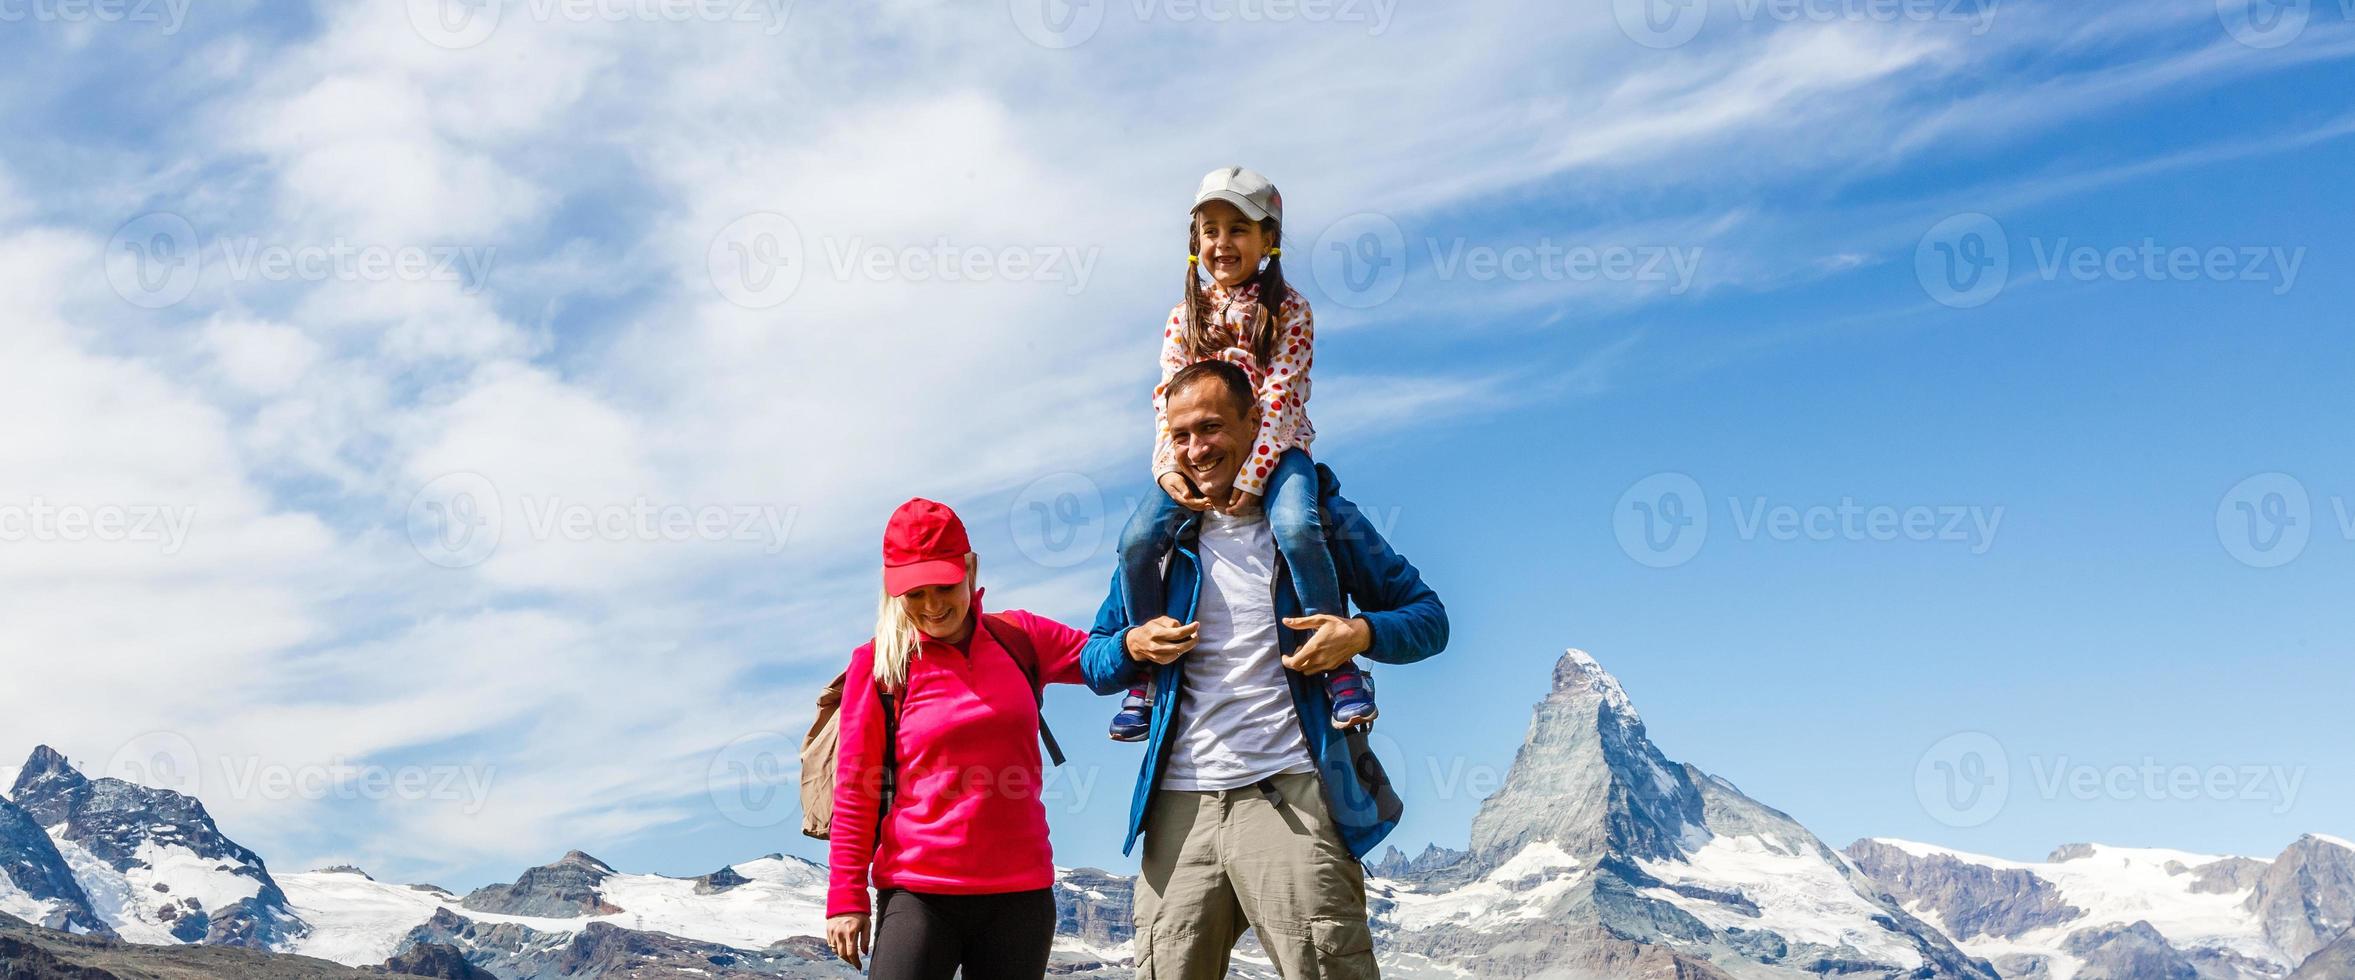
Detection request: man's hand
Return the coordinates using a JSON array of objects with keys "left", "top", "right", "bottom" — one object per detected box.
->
[
  {"left": 1160, "top": 473, "right": 1215, "bottom": 512},
  {"left": 1125, "top": 616, "right": 1199, "bottom": 664},
  {"left": 1281, "top": 614, "right": 1373, "bottom": 675},
  {"left": 826, "top": 913, "right": 870, "bottom": 968}
]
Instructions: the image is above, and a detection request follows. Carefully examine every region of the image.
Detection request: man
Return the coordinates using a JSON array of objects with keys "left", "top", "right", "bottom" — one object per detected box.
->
[{"left": 1080, "top": 359, "right": 1449, "bottom": 978}]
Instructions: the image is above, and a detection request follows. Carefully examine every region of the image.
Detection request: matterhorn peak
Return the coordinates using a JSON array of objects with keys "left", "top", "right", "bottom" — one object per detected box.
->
[{"left": 1551, "top": 648, "right": 1639, "bottom": 721}]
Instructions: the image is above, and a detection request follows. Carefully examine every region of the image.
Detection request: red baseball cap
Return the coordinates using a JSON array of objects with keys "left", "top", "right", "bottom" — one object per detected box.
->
[{"left": 882, "top": 498, "right": 971, "bottom": 596}]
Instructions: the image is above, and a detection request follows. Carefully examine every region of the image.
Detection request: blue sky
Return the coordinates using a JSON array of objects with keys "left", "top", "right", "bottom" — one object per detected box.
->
[{"left": 0, "top": 0, "right": 2350, "bottom": 891}]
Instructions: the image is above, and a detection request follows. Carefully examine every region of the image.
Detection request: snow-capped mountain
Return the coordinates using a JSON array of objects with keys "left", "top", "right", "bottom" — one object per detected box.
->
[
  {"left": 1364, "top": 648, "right": 1999, "bottom": 979},
  {"left": 1847, "top": 834, "right": 2355, "bottom": 978},
  {"left": 0, "top": 790, "right": 110, "bottom": 936},
  {"left": 7, "top": 744, "right": 306, "bottom": 948},
  {"left": 2, "top": 646, "right": 2349, "bottom": 979}
]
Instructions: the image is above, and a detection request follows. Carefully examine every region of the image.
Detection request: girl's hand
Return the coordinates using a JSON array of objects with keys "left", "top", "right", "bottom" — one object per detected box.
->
[
  {"left": 826, "top": 913, "right": 871, "bottom": 968},
  {"left": 1225, "top": 487, "right": 1262, "bottom": 513},
  {"left": 1160, "top": 473, "right": 1215, "bottom": 512}
]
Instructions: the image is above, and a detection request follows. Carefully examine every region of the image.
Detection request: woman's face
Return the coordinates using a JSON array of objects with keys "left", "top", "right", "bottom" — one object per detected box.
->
[
  {"left": 901, "top": 575, "right": 973, "bottom": 642},
  {"left": 1195, "top": 200, "right": 1271, "bottom": 289}
]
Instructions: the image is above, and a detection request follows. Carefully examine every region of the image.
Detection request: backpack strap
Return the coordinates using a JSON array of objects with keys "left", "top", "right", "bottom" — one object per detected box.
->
[
  {"left": 980, "top": 613, "right": 1067, "bottom": 767},
  {"left": 875, "top": 680, "right": 902, "bottom": 839}
]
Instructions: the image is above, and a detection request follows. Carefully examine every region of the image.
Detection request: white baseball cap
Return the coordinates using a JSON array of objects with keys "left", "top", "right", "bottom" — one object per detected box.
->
[{"left": 1194, "top": 166, "right": 1283, "bottom": 225}]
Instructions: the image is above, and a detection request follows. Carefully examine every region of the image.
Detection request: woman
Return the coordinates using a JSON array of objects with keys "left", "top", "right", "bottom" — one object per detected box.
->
[{"left": 825, "top": 497, "right": 1089, "bottom": 979}]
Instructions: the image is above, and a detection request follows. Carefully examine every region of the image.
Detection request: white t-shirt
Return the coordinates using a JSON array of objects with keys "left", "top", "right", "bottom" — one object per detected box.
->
[{"left": 1161, "top": 508, "right": 1318, "bottom": 792}]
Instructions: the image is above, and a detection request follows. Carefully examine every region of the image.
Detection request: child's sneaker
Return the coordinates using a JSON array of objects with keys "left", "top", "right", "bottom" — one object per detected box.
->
[
  {"left": 1109, "top": 686, "right": 1153, "bottom": 742},
  {"left": 1326, "top": 663, "right": 1377, "bottom": 730}
]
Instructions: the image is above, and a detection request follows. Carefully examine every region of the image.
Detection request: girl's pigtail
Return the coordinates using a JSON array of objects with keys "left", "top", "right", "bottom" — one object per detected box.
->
[
  {"left": 1247, "top": 221, "right": 1287, "bottom": 367},
  {"left": 1179, "top": 218, "right": 1206, "bottom": 359}
]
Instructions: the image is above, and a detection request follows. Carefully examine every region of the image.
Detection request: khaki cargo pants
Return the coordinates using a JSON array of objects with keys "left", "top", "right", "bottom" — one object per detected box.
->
[{"left": 1133, "top": 770, "right": 1379, "bottom": 979}]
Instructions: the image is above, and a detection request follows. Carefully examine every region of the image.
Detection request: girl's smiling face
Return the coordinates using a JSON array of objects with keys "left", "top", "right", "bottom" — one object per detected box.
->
[{"left": 1194, "top": 200, "right": 1271, "bottom": 289}]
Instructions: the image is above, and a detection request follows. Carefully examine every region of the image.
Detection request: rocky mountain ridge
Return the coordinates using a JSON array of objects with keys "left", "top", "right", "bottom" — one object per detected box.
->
[{"left": 4, "top": 648, "right": 2350, "bottom": 978}]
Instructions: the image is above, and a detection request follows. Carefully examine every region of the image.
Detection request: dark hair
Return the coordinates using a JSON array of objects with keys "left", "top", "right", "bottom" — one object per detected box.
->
[
  {"left": 1165, "top": 359, "right": 1255, "bottom": 422},
  {"left": 1179, "top": 205, "right": 1287, "bottom": 368}
]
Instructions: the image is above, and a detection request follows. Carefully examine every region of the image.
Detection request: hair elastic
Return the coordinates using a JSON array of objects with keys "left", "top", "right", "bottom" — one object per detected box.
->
[
  {"left": 1267, "top": 247, "right": 1282, "bottom": 257},
  {"left": 1187, "top": 255, "right": 1200, "bottom": 264}
]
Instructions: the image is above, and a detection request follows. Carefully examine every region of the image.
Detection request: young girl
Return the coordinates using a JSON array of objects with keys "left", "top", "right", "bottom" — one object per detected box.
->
[{"left": 1108, "top": 165, "right": 1377, "bottom": 741}]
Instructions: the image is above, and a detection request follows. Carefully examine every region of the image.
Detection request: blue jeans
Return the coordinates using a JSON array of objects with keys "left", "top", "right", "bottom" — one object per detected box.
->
[{"left": 1119, "top": 449, "right": 1345, "bottom": 628}]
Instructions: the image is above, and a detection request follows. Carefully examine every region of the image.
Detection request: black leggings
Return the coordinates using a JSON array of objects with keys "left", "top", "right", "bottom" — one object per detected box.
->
[{"left": 869, "top": 887, "right": 1056, "bottom": 980}]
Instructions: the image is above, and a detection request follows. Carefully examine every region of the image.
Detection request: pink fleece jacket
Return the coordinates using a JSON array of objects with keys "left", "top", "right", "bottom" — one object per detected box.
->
[{"left": 825, "top": 601, "right": 1087, "bottom": 918}]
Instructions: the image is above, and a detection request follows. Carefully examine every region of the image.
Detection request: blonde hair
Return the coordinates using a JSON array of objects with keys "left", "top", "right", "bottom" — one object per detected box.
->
[{"left": 871, "top": 555, "right": 976, "bottom": 691}]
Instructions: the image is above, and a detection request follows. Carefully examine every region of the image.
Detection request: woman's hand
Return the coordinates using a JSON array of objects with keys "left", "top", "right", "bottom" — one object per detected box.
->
[
  {"left": 1160, "top": 473, "right": 1215, "bottom": 512},
  {"left": 826, "top": 913, "right": 871, "bottom": 968}
]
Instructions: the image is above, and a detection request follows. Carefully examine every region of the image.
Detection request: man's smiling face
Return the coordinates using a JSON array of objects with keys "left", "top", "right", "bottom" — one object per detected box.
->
[{"left": 1165, "top": 372, "right": 1255, "bottom": 504}]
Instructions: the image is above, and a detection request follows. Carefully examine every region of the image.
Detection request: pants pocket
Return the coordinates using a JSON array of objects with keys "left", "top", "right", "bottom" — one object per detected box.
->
[{"left": 1305, "top": 915, "right": 1379, "bottom": 980}]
